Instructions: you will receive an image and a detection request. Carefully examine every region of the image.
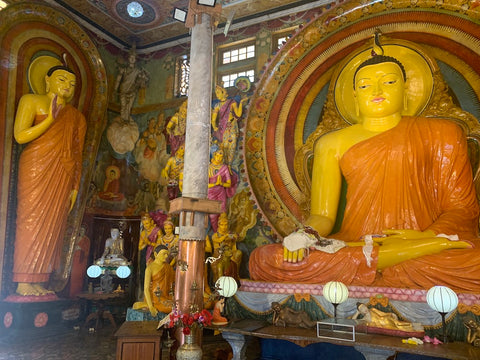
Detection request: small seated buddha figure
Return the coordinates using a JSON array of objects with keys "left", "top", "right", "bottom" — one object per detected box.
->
[
  {"left": 98, "top": 165, "right": 125, "bottom": 201},
  {"left": 95, "top": 228, "right": 130, "bottom": 266},
  {"left": 132, "top": 245, "right": 175, "bottom": 316},
  {"left": 249, "top": 35, "right": 480, "bottom": 291}
]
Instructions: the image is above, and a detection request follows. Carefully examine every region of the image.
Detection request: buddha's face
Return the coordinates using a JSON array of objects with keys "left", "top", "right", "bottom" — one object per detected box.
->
[
  {"left": 46, "top": 69, "right": 76, "bottom": 100},
  {"left": 354, "top": 62, "right": 405, "bottom": 119},
  {"left": 111, "top": 228, "right": 120, "bottom": 239},
  {"left": 155, "top": 249, "right": 169, "bottom": 262}
]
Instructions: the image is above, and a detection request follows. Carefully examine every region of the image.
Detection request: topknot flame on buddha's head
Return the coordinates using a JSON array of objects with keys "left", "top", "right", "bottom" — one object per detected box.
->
[{"left": 353, "top": 30, "right": 407, "bottom": 88}]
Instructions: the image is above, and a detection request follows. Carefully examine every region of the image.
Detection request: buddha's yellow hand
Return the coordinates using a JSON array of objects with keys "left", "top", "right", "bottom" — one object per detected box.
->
[{"left": 149, "top": 306, "right": 158, "bottom": 317}]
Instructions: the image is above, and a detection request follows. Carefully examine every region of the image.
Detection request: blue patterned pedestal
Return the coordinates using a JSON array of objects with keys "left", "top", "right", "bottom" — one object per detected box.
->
[{"left": 126, "top": 307, "right": 167, "bottom": 322}]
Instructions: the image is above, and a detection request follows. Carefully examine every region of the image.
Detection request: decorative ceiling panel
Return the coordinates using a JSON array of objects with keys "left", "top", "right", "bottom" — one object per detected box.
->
[{"left": 36, "top": 0, "right": 331, "bottom": 51}]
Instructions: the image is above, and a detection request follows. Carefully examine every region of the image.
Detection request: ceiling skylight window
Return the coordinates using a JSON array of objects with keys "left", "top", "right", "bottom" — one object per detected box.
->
[{"left": 127, "top": 1, "right": 144, "bottom": 18}]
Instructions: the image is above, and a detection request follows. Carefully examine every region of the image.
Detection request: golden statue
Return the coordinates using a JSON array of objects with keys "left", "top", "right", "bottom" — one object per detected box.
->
[
  {"left": 139, "top": 212, "right": 162, "bottom": 264},
  {"left": 133, "top": 245, "right": 174, "bottom": 316},
  {"left": 13, "top": 56, "right": 86, "bottom": 296},
  {"left": 162, "top": 144, "right": 184, "bottom": 200},
  {"left": 158, "top": 217, "right": 179, "bottom": 266},
  {"left": 207, "top": 147, "right": 238, "bottom": 231},
  {"left": 249, "top": 33, "right": 480, "bottom": 291},
  {"left": 352, "top": 303, "right": 423, "bottom": 334},
  {"left": 206, "top": 213, "right": 242, "bottom": 284}
]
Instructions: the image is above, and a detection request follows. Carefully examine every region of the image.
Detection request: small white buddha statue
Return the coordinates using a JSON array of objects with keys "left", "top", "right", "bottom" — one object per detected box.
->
[{"left": 95, "top": 228, "right": 130, "bottom": 266}]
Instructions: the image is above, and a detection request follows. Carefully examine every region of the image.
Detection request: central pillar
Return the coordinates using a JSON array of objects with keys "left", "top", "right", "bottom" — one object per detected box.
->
[{"left": 173, "top": 4, "right": 218, "bottom": 328}]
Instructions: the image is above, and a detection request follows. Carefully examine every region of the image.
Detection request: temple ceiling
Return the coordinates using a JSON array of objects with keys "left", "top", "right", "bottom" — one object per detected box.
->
[{"left": 39, "top": 0, "right": 332, "bottom": 51}]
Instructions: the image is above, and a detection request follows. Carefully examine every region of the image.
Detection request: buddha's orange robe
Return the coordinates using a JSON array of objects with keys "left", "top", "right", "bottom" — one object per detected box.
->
[
  {"left": 249, "top": 117, "right": 480, "bottom": 291},
  {"left": 13, "top": 105, "right": 86, "bottom": 283},
  {"left": 150, "top": 264, "right": 175, "bottom": 314}
]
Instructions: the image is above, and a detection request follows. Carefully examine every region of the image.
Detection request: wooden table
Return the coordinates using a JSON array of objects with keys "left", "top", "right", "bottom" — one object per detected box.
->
[
  {"left": 77, "top": 292, "right": 124, "bottom": 331},
  {"left": 210, "top": 319, "right": 480, "bottom": 360},
  {"left": 115, "top": 321, "right": 164, "bottom": 360}
]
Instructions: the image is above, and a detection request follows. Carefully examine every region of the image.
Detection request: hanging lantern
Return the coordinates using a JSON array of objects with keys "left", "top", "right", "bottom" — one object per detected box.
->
[{"left": 215, "top": 276, "right": 238, "bottom": 298}]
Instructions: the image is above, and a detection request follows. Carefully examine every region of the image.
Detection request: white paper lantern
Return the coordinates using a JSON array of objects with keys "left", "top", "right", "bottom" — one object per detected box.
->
[
  {"left": 426, "top": 286, "right": 458, "bottom": 314},
  {"left": 215, "top": 276, "right": 238, "bottom": 298},
  {"left": 115, "top": 265, "right": 131, "bottom": 279},
  {"left": 86, "top": 265, "right": 102, "bottom": 278},
  {"left": 323, "top": 281, "right": 349, "bottom": 305}
]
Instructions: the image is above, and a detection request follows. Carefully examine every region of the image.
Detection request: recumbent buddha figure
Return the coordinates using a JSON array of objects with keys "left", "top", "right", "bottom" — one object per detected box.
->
[{"left": 249, "top": 34, "right": 480, "bottom": 292}]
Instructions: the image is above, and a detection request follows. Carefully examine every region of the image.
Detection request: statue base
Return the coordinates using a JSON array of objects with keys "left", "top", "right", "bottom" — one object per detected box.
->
[{"left": 0, "top": 298, "right": 74, "bottom": 339}]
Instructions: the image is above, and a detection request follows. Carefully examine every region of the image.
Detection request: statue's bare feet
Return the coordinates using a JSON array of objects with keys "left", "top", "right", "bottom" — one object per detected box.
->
[
  {"left": 16, "top": 283, "right": 41, "bottom": 296},
  {"left": 32, "top": 284, "right": 55, "bottom": 295}
]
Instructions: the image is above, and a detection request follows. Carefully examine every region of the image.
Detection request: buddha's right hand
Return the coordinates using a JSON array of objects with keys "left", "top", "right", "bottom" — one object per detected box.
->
[{"left": 283, "top": 246, "right": 305, "bottom": 263}]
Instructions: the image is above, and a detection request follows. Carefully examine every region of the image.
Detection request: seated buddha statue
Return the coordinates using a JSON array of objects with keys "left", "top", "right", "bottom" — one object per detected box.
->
[
  {"left": 249, "top": 35, "right": 480, "bottom": 292},
  {"left": 95, "top": 228, "right": 130, "bottom": 266}
]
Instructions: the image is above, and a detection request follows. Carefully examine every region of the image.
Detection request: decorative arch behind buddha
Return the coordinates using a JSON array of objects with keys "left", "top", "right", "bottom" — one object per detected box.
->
[{"left": 244, "top": 1, "right": 480, "bottom": 238}]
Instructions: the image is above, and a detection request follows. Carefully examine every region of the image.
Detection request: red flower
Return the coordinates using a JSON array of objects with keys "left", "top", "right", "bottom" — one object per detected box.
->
[{"left": 182, "top": 326, "right": 191, "bottom": 335}]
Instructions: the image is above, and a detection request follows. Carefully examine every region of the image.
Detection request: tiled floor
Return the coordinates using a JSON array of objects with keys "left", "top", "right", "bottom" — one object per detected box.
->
[{"left": 0, "top": 321, "right": 257, "bottom": 360}]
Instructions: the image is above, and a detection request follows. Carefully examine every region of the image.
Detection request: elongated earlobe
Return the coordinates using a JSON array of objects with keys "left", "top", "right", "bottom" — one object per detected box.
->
[
  {"left": 354, "top": 92, "right": 360, "bottom": 117},
  {"left": 403, "top": 88, "right": 408, "bottom": 111},
  {"left": 45, "top": 76, "right": 50, "bottom": 93}
]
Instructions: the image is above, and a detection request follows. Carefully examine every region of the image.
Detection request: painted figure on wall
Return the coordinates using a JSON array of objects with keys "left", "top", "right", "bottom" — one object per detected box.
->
[
  {"left": 207, "top": 147, "right": 238, "bottom": 231},
  {"left": 114, "top": 46, "right": 149, "bottom": 122},
  {"left": 166, "top": 100, "right": 187, "bottom": 156},
  {"left": 69, "top": 225, "right": 91, "bottom": 297},
  {"left": 98, "top": 165, "right": 125, "bottom": 202},
  {"left": 249, "top": 35, "right": 480, "bottom": 292},
  {"left": 13, "top": 56, "right": 86, "bottom": 296},
  {"left": 133, "top": 114, "right": 168, "bottom": 184},
  {"left": 211, "top": 84, "right": 248, "bottom": 166}
]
